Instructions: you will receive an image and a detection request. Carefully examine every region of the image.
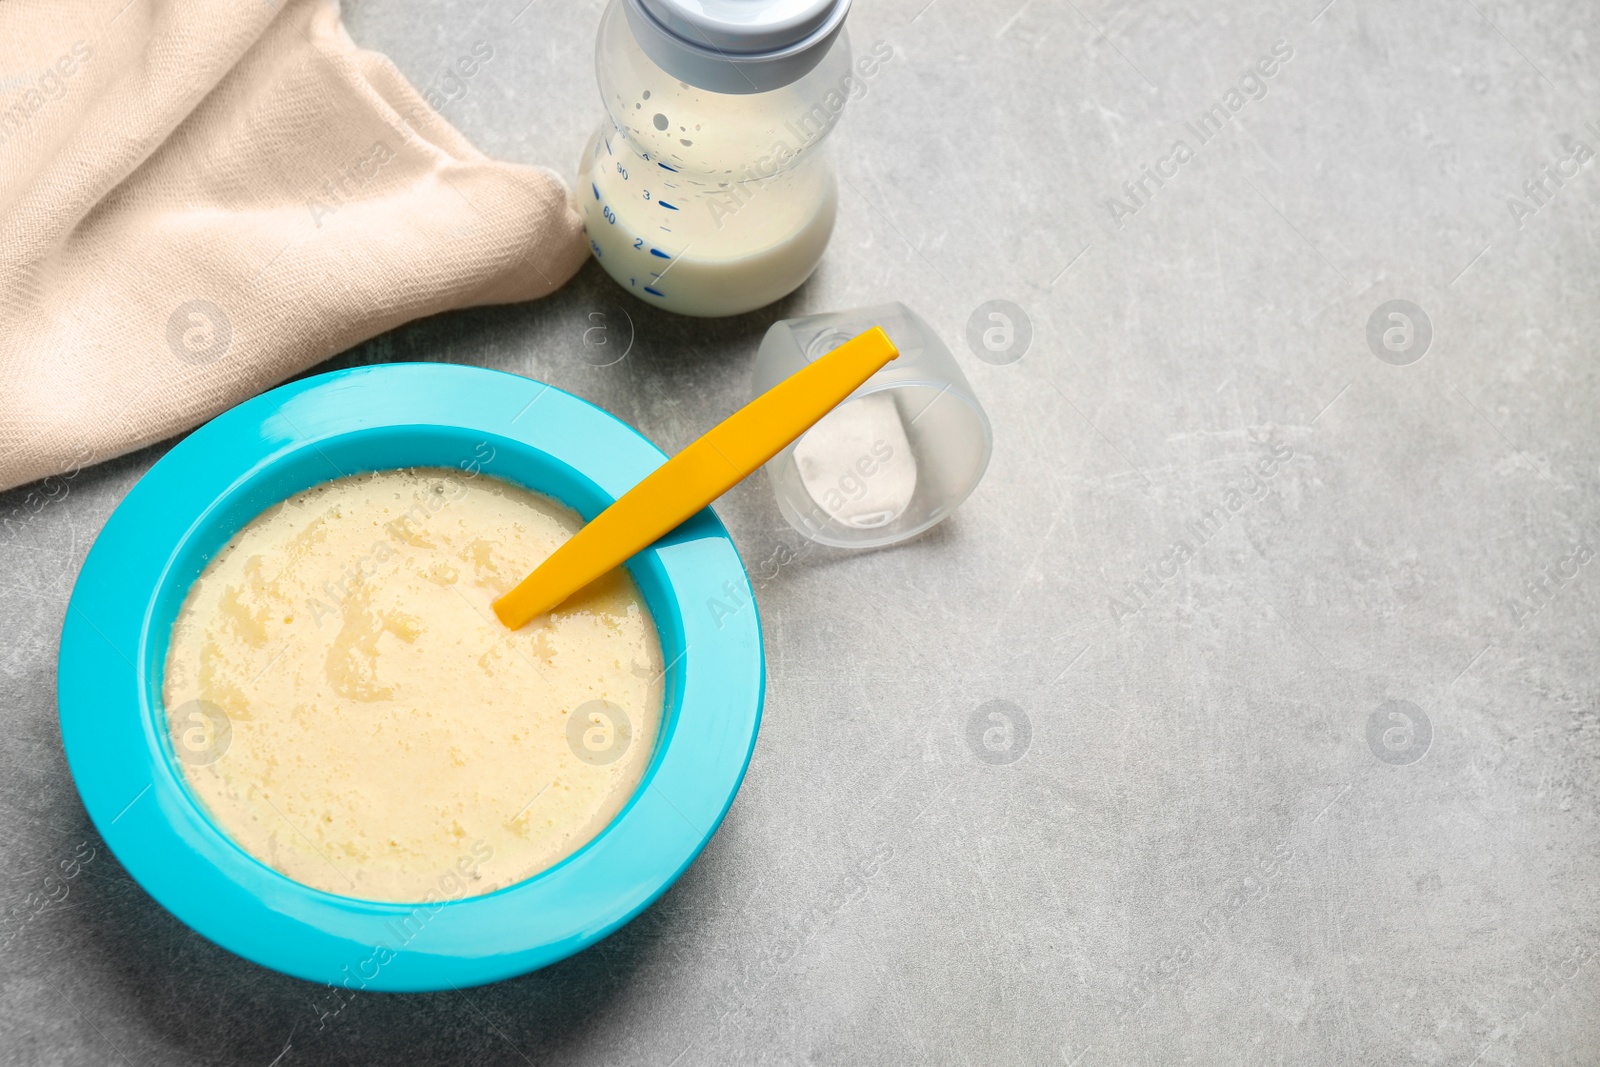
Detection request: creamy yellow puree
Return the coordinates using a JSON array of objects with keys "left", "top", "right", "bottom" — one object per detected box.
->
[{"left": 161, "top": 467, "right": 664, "bottom": 902}]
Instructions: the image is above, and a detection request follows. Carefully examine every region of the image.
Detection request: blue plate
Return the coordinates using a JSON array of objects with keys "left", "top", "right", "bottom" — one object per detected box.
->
[{"left": 57, "top": 363, "right": 764, "bottom": 991}]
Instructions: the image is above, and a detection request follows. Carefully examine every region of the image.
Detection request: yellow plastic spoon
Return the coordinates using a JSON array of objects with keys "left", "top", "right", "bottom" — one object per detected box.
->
[{"left": 492, "top": 327, "right": 900, "bottom": 630}]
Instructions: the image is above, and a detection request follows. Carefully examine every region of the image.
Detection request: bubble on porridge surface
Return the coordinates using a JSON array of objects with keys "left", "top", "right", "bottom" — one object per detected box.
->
[
  {"left": 652, "top": 113, "right": 669, "bottom": 131},
  {"left": 642, "top": 89, "right": 650, "bottom": 99}
]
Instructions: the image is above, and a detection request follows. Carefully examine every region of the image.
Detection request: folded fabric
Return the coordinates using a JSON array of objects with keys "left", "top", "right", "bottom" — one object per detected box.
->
[{"left": 0, "top": 0, "right": 587, "bottom": 492}]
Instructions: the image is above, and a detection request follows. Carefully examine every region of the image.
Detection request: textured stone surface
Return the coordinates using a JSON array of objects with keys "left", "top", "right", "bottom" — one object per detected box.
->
[{"left": 4, "top": 0, "right": 1599, "bottom": 1063}]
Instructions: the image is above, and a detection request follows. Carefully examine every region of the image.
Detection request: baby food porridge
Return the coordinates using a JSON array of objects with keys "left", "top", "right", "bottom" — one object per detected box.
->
[{"left": 161, "top": 467, "right": 664, "bottom": 902}]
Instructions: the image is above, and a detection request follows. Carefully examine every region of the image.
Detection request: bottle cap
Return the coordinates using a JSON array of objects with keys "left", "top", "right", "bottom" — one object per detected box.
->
[
  {"left": 754, "top": 303, "right": 993, "bottom": 550},
  {"left": 625, "top": 0, "right": 851, "bottom": 94}
]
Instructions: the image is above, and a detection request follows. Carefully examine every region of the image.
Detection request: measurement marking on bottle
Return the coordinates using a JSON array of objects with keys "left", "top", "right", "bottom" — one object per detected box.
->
[
  {"left": 643, "top": 286, "right": 665, "bottom": 297},
  {"left": 657, "top": 162, "right": 678, "bottom": 172},
  {"left": 650, "top": 249, "right": 671, "bottom": 259},
  {"left": 659, "top": 200, "right": 678, "bottom": 210}
]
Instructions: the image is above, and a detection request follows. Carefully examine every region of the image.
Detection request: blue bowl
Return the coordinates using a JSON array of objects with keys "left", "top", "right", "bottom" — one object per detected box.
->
[{"left": 56, "top": 363, "right": 764, "bottom": 991}]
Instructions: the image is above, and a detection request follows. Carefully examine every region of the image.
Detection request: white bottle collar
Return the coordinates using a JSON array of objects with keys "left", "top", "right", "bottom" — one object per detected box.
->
[{"left": 625, "top": 0, "right": 851, "bottom": 95}]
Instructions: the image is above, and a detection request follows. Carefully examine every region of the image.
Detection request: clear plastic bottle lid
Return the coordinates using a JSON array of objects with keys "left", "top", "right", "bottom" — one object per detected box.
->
[
  {"left": 754, "top": 302, "right": 993, "bottom": 549},
  {"left": 625, "top": 0, "right": 852, "bottom": 93}
]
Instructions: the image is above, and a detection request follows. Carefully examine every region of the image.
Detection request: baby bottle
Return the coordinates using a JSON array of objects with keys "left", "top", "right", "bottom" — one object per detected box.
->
[{"left": 579, "top": 0, "right": 855, "bottom": 317}]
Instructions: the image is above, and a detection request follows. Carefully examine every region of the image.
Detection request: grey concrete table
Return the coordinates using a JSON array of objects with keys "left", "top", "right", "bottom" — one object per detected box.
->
[{"left": 5, "top": 0, "right": 1599, "bottom": 1063}]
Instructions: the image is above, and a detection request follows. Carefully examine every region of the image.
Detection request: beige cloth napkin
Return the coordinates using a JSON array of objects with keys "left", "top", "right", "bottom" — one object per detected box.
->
[{"left": 0, "top": 0, "right": 587, "bottom": 493}]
